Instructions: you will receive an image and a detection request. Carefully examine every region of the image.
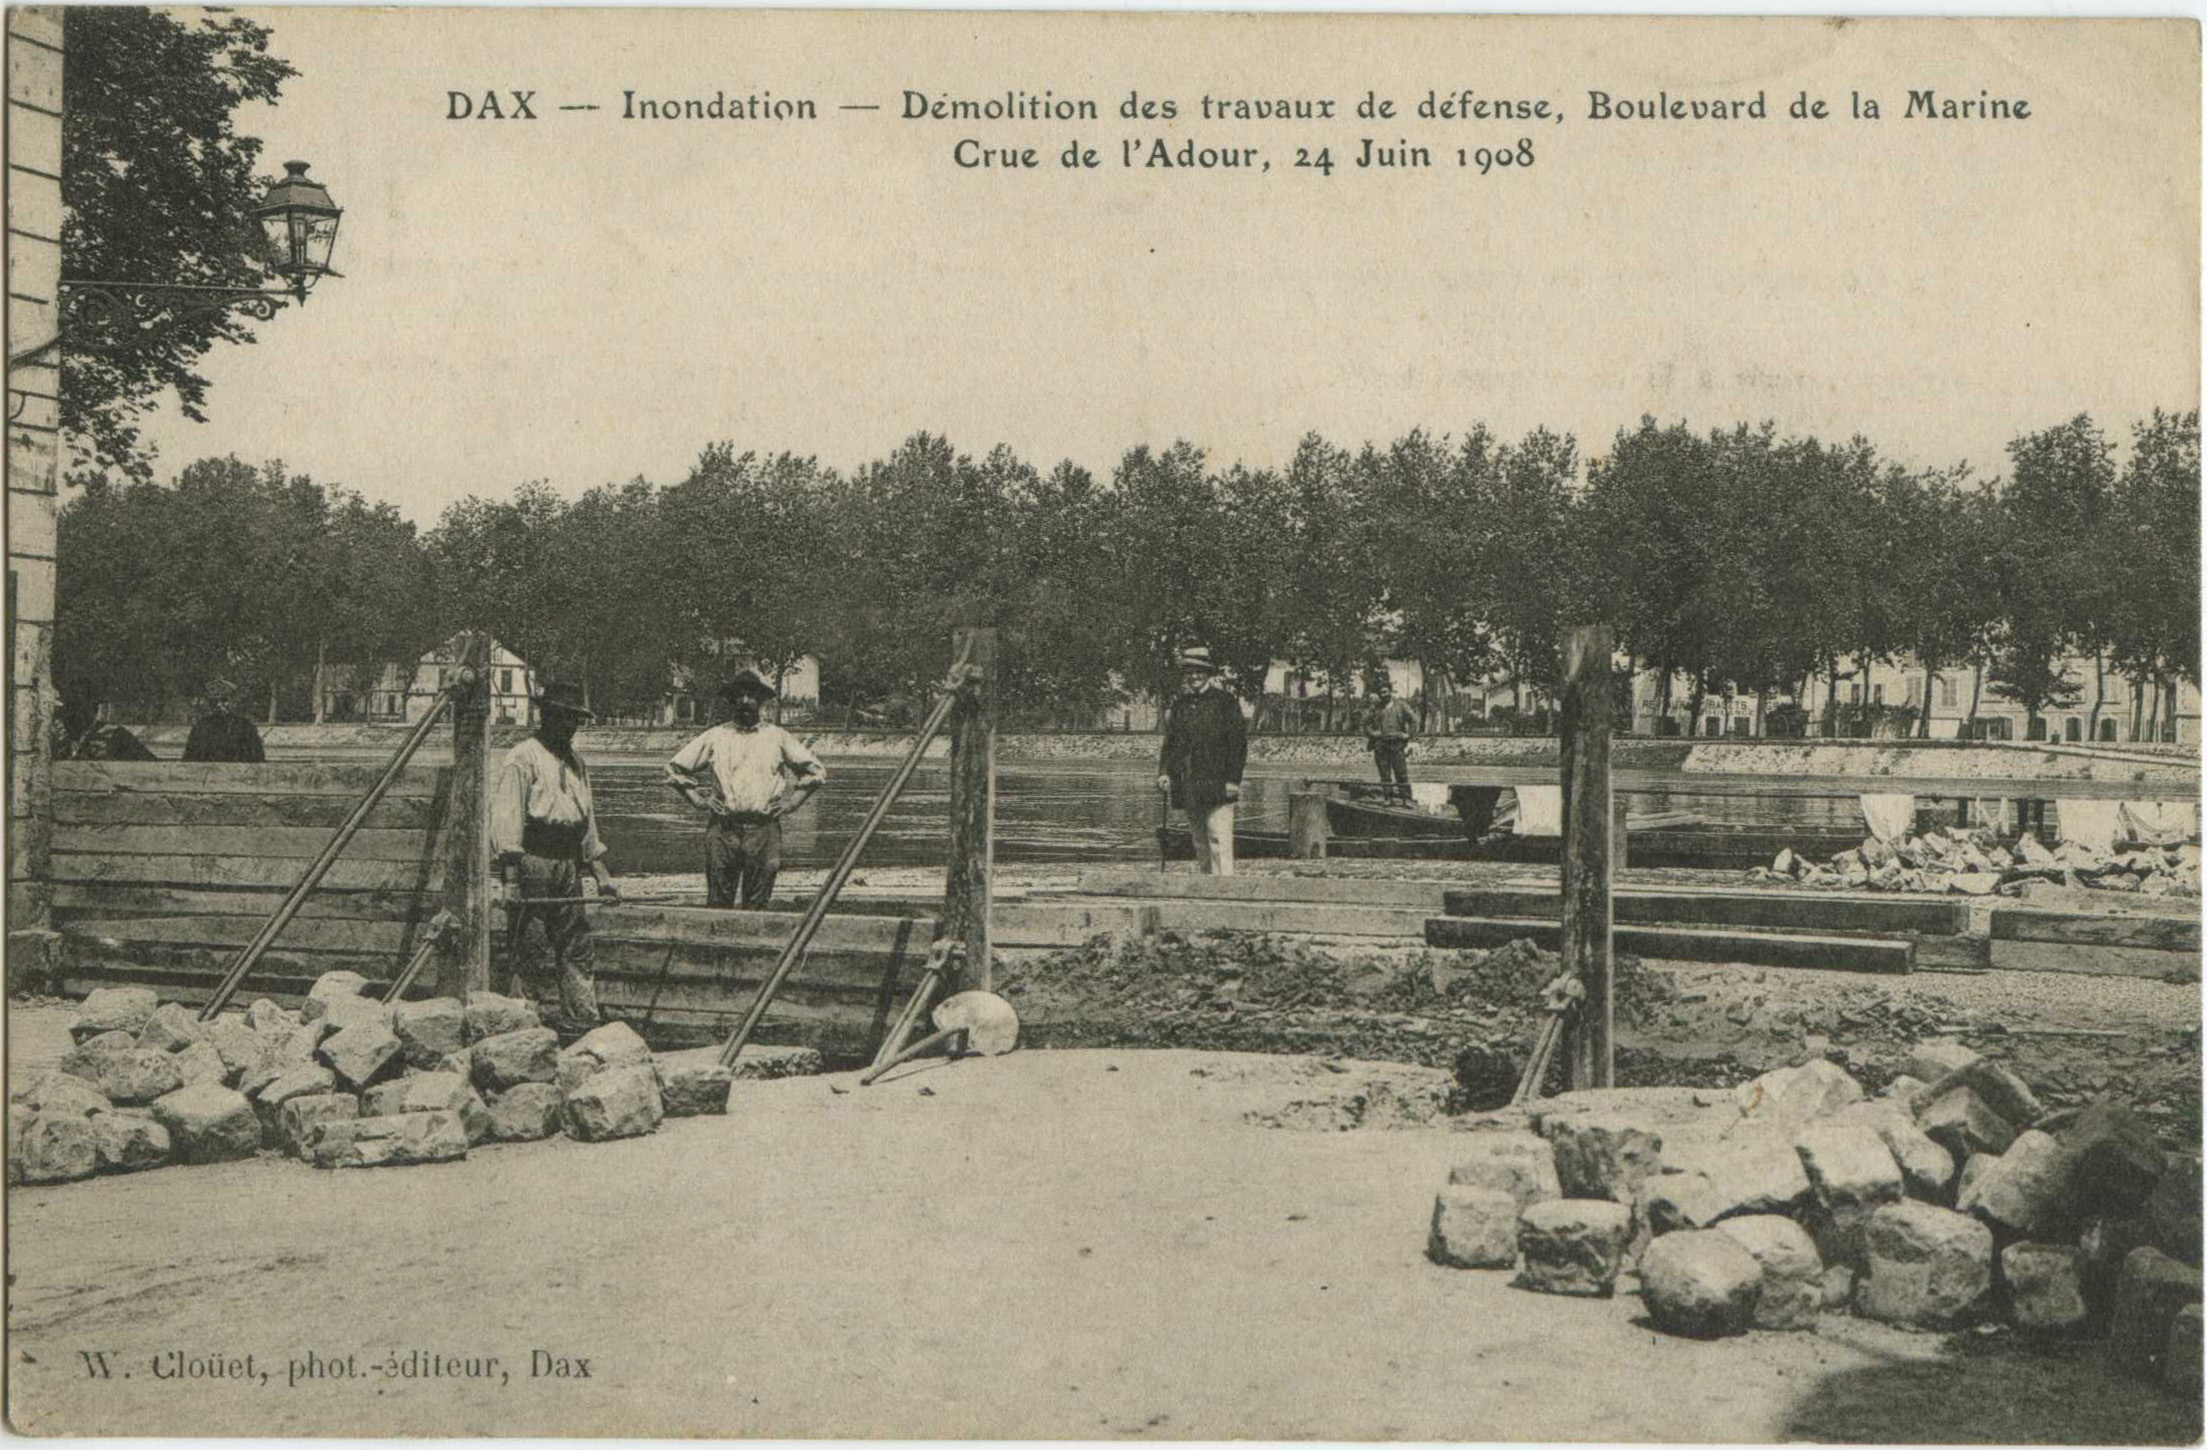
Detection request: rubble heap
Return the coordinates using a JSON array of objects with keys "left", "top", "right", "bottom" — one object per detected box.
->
[
  {"left": 9, "top": 977, "right": 819, "bottom": 1186},
  {"left": 1745, "top": 830, "right": 2202, "bottom": 900},
  {"left": 1426, "top": 1042, "right": 2202, "bottom": 1397}
]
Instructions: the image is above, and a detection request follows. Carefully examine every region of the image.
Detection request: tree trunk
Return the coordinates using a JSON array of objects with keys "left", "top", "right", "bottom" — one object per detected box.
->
[
  {"left": 2089, "top": 653, "right": 2106, "bottom": 741},
  {"left": 1656, "top": 662, "right": 1673, "bottom": 730},
  {"left": 2132, "top": 672, "right": 2147, "bottom": 742},
  {"left": 1754, "top": 686, "right": 1769, "bottom": 737},
  {"left": 774, "top": 663, "right": 787, "bottom": 725},
  {"left": 1919, "top": 659, "right": 1936, "bottom": 738},
  {"left": 313, "top": 639, "right": 327, "bottom": 724},
  {"left": 1827, "top": 656, "right": 1841, "bottom": 735},
  {"left": 1968, "top": 662, "right": 1984, "bottom": 737},
  {"left": 1686, "top": 681, "right": 1708, "bottom": 736},
  {"left": 267, "top": 678, "right": 279, "bottom": 726}
]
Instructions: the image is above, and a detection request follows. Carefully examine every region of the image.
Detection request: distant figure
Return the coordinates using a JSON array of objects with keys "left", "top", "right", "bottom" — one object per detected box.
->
[
  {"left": 489, "top": 678, "right": 619, "bottom": 1036},
  {"left": 664, "top": 669, "right": 826, "bottom": 910},
  {"left": 56, "top": 695, "right": 159, "bottom": 762},
  {"left": 1365, "top": 677, "right": 1418, "bottom": 804},
  {"left": 181, "top": 677, "right": 264, "bottom": 763},
  {"left": 1158, "top": 646, "right": 1247, "bottom": 876}
]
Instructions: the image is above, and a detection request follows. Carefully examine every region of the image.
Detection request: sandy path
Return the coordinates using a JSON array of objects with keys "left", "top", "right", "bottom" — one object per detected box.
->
[{"left": 6, "top": 1043, "right": 2196, "bottom": 1443}]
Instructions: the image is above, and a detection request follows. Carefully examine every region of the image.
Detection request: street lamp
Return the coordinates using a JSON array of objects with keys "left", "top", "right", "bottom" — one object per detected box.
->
[{"left": 41, "top": 159, "right": 345, "bottom": 359}]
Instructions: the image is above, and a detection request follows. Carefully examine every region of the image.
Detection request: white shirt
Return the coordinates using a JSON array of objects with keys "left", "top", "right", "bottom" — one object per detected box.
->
[{"left": 664, "top": 723, "right": 825, "bottom": 817}]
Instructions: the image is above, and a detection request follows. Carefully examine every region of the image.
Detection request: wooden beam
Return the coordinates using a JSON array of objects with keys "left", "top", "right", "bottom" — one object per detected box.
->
[
  {"left": 1988, "top": 908, "right": 2202, "bottom": 952},
  {"left": 54, "top": 914, "right": 414, "bottom": 955},
  {"left": 1444, "top": 886, "right": 1973, "bottom": 937},
  {"left": 944, "top": 628, "right": 997, "bottom": 992},
  {"left": 51, "top": 882, "right": 429, "bottom": 921},
  {"left": 52, "top": 790, "right": 442, "bottom": 830},
  {"left": 1071, "top": 869, "right": 1447, "bottom": 909},
  {"left": 54, "top": 823, "right": 434, "bottom": 861},
  {"left": 49, "top": 853, "right": 442, "bottom": 892},
  {"left": 436, "top": 632, "right": 493, "bottom": 999},
  {"left": 1560, "top": 624, "right": 1615, "bottom": 1089},
  {"left": 1425, "top": 915, "right": 1915, "bottom": 975},
  {"left": 54, "top": 759, "right": 445, "bottom": 798}
]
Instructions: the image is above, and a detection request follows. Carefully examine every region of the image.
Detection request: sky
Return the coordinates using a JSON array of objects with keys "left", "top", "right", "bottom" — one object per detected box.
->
[{"left": 122, "top": 10, "right": 2201, "bottom": 524}]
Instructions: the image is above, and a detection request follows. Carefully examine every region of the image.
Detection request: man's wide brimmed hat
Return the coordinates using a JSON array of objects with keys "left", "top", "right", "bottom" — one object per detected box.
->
[
  {"left": 533, "top": 678, "right": 595, "bottom": 720},
  {"left": 717, "top": 668, "right": 778, "bottom": 705},
  {"left": 1175, "top": 647, "right": 1220, "bottom": 674},
  {"left": 206, "top": 677, "right": 240, "bottom": 699}
]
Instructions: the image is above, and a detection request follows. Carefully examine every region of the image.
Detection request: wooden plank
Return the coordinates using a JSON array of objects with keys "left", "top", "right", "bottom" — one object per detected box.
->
[
  {"left": 438, "top": 631, "right": 492, "bottom": 998},
  {"left": 582, "top": 936, "right": 924, "bottom": 998},
  {"left": 54, "top": 823, "right": 435, "bottom": 862},
  {"left": 1070, "top": 868, "right": 1448, "bottom": 910},
  {"left": 56, "top": 915, "right": 416, "bottom": 955},
  {"left": 59, "top": 942, "right": 404, "bottom": 998},
  {"left": 1988, "top": 908, "right": 2201, "bottom": 952},
  {"left": 990, "top": 900, "right": 1145, "bottom": 945},
  {"left": 1987, "top": 940, "right": 2201, "bottom": 978},
  {"left": 1424, "top": 915, "right": 1914, "bottom": 974},
  {"left": 51, "top": 790, "right": 443, "bottom": 830},
  {"left": 587, "top": 905, "right": 935, "bottom": 953},
  {"left": 1443, "top": 887, "right": 1972, "bottom": 937},
  {"left": 54, "top": 759, "right": 445, "bottom": 798},
  {"left": 52, "top": 882, "right": 429, "bottom": 921},
  {"left": 1445, "top": 765, "right": 2201, "bottom": 802},
  {"left": 51, "top": 853, "right": 443, "bottom": 892}
]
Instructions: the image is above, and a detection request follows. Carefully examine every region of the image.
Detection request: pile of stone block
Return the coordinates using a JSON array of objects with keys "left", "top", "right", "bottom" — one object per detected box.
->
[
  {"left": 9, "top": 975, "right": 814, "bottom": 1186},
  {"left": 1747, "top": 831, "right": 2201, "bottom": 899},
  {"left": 1425, "top": 1042, "right": 2202, "bottom": 1395}
]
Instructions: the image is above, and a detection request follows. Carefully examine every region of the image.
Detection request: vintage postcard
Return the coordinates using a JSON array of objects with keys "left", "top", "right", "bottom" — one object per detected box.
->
[{"left": 3, "top": 7, "right": 2202, "bottom": 1441}]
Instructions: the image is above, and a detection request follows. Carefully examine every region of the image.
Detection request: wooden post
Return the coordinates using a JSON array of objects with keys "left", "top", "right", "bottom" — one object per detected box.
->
[
  {"left": 1288, "top": 790, "right": 1331, "bottom": 858},
  {"left": 1560, "top": 624, "right": 1615, "bottom": 1090},
  {"left": 435, "top": 631, "right": 493, "bottom": 999},
  {"left": 944, "top": 628, "right": 997, "bottom": 992},
  {"left": 1613, "top": 793, "right": 1630, "bottom": 871}
]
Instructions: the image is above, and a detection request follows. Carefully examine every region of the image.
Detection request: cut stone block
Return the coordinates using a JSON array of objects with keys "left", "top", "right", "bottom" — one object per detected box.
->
[
  {"left": 69, "top": 986, "right": 160, "bottom": 1042},
  {"left": 392, "top": 997, "right": 466, "bottom": 1070},
  {"left": 2109, "top": 1247, "right": 2205, "bottom": 1381},
  {"left": 561, "top": 1064, "right": 664, "bottom": 1143},
  {"left": 149, "top": 1082, "right": 262, "bottom": 1165},
  {"left": 251, "top": 1064, "right": 340, "bottom": 1139},
  {"left": 244, "top": 998, "right": 296, "bottom": 1035},
  {"left": 306, "top": 1108, "right": 469, "bottom": 1169},
  {"left": 172, "top": 1039, "right": 229, "bottom": 1087},
  {"left": 89, "top": 1110, "right": 170, "bottom": 1174},
  {"left": 1428, "top": 1186, "right": 1520, "bottom": 1269},
  {"left": 728, "top": 1044, "right": 826, "bottom": 1080},
  {"left": 316, "top": 993, "right": 395, "bottom": 1035},
  {"left": 1541, "top": 1112, "right": 1663, "bottom": 1204},
  {"left": 464, "top": 991, "right": 541, "bottom": 1044},
  {"left": 59, "top": 1043, "right": 185, "bottom": 1107},
  {"left": 1447, "top": 1132, "right": 1563, "bottom": 1211},
  {"left": 2003, "top": 1241, "right": 2090, "bottom": 1334},
  {"left": 1640, "top": 1170, "right": 1722, "bottom": 1237},
  {"left": 1911, "top": 1059, "right": 2042, "bottom": 1132},
  {"left": 2145, "top": 1152, "right": 2203, "bottom": 1267},
  {"left": 1857, "top": 1202, "right": 1994, "bottom": 1328},
  {"left": 19, "top": 1113, "right": 102, "bottom": 1184},
  {"left": 276, "top": 1093, "right": 360, "bottom": 1159},
  {"left": 318, "top": 1022, "right": 403, "bottom": 1092},
  {"left": 14, "top": 1071, "right": 113, "bottom": 1119},
  {"left": 1959, "top": 1129, "right": 2077, "bottom": 1240},
  {"left": 301, "top": 970, "right": 372, "bottom": 1021},
  {"left": 1797, "top": 1121, "right": 1904, "bottom": 1266},
  {"left": 657, "top": 1055, "right": 735, "bottom": 1118},
  {"left": 1917, "top": 1087, "right": 2017, "bottom": 1162},
  {"left": 471, "top": 1027, "right": 560, "bottom": 1091},
  {"left": 1516, "top": 1199, "right": 1634, "bottom": 1297},
  {"left": 1701, "top": 1137, "right": 1814, "bottom": 1221},
  {"left": 1639, "top": 1230, "right": 1764, "bottom": 1337},
  {"left": 1836, "top": 1101, "right": 1955, "bottom": 1204},
  {"left": 135, "top": 1001, "right": 209, "bottom": 1053},
  {"left": 2080, "top": 1216, "right": 2154, "bottom": 1326},
  {"left": 485, "top": 1083, "right": 565, "bottom": 1142},
  {"left": 2059, "top": 1098, "right": 2166, "bottom": 1219},
  {"left": 363, "top": 1071, "right": 471, "bottom": 1119},
  {"left": 1879, "top": 1074, "right": 1927, "bottom": 1103},
  {"left": 1733, "top": 1060, "right": 1863, "bottom": 1128},
  {"left": 2167, "top": 1303, "right": 2203, "bottom": 1398},
  {"left": 1905, "top": 1039, "right": 1980, "bottom": 1083},
  {"left": 1819, "top": 1264, "right": 1856, "bottom": 1310},
  {"left": 1714, "top": 1215, "right": 1824, "bottom": 1330},
  {"left": 203, "top": 1020, "right": 277, "bottom": 1082}
]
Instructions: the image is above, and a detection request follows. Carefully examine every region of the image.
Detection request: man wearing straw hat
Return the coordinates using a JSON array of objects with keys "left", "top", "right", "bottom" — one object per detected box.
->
[
  {"left": 664, "top": 668, "right": 827, "bottom": 909},
  {"left": 1157, "top": 646, "right": 1248, "bottom": 876},
  {"left": 489, "top": 677, "right": 620, "bottom": 1035},
  {"left": 181, "top": 677, "right": 265, "bottom": 763}
]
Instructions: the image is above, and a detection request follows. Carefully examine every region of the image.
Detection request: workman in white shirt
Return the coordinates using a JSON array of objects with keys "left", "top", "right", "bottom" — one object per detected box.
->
[{"left": 664, "top": 669, "right": 826, "bottom": 909}]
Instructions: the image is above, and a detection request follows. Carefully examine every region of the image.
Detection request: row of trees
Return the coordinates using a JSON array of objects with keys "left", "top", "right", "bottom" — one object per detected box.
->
[{"left": 55, "top": 411, "right": 2200, "bottom": 735}]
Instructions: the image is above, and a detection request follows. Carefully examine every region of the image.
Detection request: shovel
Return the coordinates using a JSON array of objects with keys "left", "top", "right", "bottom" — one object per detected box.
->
[{"left": 858, "top": 989, "right": 1019, "bottom": 1086}]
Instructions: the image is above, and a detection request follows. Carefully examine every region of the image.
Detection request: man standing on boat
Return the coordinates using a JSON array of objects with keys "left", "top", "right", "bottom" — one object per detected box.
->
[
  {"left": 1364, "top": 675, "right": 1418, "bottom": 804},
  {"left": 665, "top": 669, "right": 827, "bottom": 909},
  {"left": 181, "top": 677, "right": 265, "bottom": 763},
  {"left": 490, "top": 678, "right": 619, "bottom": 1036},
  {"left": 1158, "top": 646, "right": 1248, "bottom": 876}
]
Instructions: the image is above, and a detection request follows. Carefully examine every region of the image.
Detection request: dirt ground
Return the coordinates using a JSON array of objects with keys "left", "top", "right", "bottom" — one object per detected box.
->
[{"left": 5, "top": 1009, "right": 2200, "bottom": 1443}]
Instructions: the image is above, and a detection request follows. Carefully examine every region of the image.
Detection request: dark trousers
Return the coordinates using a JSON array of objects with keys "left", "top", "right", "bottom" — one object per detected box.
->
[
  {"left": 706, "top": 817, "right": 782, "bottom": 909},
  {"left": 500, "top": 852, "right": 602, "bottom": 1033},
  {"left": 1374, "top": 741, "right": 1411, "bottom": 798}
]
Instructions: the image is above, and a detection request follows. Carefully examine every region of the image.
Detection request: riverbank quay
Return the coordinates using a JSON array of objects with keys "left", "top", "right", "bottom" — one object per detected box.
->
[
  {"left": 127, "top": 722, "right": 2205, "bottom": 779},
  {"left": 6, "top": 1025, "right": 2198, "bottom": 1443}
]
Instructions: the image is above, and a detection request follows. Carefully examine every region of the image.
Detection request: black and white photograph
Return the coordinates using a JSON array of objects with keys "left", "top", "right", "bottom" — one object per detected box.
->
[{"left": 2, "top": 8, "right": 2202, "bottom": 1440}]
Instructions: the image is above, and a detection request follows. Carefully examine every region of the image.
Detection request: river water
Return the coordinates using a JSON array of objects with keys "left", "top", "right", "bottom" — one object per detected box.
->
[{"left": 579, "top": 755, "right": 1860, "bottom": 875}]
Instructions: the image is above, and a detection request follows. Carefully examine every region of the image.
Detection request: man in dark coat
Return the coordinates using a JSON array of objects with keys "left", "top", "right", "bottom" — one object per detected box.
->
[
  {"left": 1365, "top": 676, "right": 1418, "bottom": 803},
  {"left": 181, "top": 678, "right": 265, "bottom": 763},
  {"left": 1157, "top": 646, "right": 1248, "bottom": 875}
]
